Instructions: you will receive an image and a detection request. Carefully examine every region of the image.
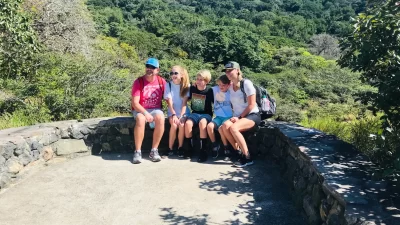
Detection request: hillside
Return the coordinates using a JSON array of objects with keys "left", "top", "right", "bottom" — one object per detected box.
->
[{"left": 1, "top": 0, "right": 371, "bottom": 125}]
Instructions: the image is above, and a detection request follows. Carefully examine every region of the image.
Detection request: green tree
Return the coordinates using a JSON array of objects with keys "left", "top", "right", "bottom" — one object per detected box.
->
[
  {"left": 0, "top": 0, "right": 39, "bottom": 79},
  {"left": 338, "top": 0, "right": 400, "bottom": 127}
]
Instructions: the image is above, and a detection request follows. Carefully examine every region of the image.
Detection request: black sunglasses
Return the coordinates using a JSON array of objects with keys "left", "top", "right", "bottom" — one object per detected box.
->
[
  {"left": 169, "top": 71, "right": 179, "bottom": 75},
  {"left": 145, "top": 64, "right": 156, "bottom": 69}
]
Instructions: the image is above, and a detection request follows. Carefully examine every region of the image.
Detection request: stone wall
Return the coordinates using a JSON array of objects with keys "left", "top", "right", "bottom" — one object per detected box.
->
[
  {"left": 0, "top": 118, "right": 398, "bottom": 224},
  {"left": 256, "top": 122, "right": 398, "bottom": 225}
]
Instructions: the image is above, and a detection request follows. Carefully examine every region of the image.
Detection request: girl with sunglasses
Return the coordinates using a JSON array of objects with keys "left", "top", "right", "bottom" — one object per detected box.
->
[{"left": 162, "top": 65, "right": 190, "bottom": 158}]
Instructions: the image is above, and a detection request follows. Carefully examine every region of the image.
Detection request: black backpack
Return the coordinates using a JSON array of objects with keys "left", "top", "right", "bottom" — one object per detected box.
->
[{"left": 240, "top": 79, "right": 276, "bottom": 120}]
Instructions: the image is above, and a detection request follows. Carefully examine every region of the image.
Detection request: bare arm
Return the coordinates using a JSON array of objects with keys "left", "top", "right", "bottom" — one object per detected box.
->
[
  {"left": 239, "top": 94, "right": 256, "bottom": 118},
  {"left": 132, "top": 96, "right": 153, "bottom": 121},
  {"left": 180, "top": 96, "right": 189, "bottom": 118},
  {"left": 166, "top": 98, "right": 176, "bottom": 116}
]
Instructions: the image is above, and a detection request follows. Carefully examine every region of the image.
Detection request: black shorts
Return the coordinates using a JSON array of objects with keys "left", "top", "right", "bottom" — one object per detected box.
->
[{"left": 244, "top": 112, "right": 261, "bottom": 127}]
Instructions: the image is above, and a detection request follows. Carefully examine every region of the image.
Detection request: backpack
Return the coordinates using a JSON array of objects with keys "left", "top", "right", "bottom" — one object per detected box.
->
[
  {"left": 240, "top": 79, "right": 276, "bottom": 120},
  {"left": 138, "top": 75, "right": 164, "bottom": 108}
]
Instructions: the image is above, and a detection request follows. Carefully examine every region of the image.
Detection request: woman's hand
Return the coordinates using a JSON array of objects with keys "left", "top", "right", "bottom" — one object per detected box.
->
[
  {"left": 230, "top": 117, "right": 239, "bottom": 123},
  {"left": 172, "top": 115, "right": 180, "bottom": 125}
]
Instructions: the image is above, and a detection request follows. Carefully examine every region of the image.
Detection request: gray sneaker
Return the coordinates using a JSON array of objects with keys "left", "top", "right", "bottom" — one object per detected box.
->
[
  {"left": 149, "top": 148, "right": 161, "bottom": 162},
  {"left": 133, "top": 151, "right": 142, "bottom": 164}
]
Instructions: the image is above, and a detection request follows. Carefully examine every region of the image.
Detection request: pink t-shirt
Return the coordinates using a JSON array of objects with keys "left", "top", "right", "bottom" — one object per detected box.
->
[{"left": 131, "top": 75, "right": 166, "bottom": 110}]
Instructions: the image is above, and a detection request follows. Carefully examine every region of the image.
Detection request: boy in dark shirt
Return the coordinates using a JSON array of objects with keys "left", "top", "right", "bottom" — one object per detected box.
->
[{"left": 182, "top": 69, "right": 214, "bottom": 162}]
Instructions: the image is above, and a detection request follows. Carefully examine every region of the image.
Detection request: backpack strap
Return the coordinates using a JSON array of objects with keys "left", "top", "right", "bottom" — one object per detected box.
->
[
  {"left": 168, "top": 81, "right": 172, "bottom": 92},
  {"left": 139, "top": 77, "right": 144, "bottom": 105},
  {"left": 240, "top": 79, "right": 247, "bottom": 103},
  {"left": 156, "top": 75, "right": 164, "bottom": 108}
]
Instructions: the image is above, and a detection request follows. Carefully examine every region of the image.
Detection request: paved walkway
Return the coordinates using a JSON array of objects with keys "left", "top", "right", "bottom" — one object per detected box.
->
[{"left": 0, "top": 154, "right": 306, "bottom": 225}]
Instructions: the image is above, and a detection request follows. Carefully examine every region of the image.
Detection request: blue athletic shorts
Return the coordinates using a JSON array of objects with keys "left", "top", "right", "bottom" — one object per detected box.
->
[{"left": 211, "top": 116, "right": 231, "bottom": 129}]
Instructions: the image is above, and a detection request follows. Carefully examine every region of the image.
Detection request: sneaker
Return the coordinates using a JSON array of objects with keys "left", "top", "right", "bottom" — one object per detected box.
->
[
  {"left": 223, "top": 150, "right": 231, "bottom": 161},
  {"left": 178, "top": 147, "right": 184, "bottom": 158},
  {"left": 234, "top": 155, "right": 254, "bottom": 168},
  {"left": 211, "top": 143, "right": 220, "bottom": 159},
  {"left": 197, "top": 150, "right": 208, "bottom": 163},
  {"left": 183, "top": 149, "right": 192, "bottom": 159},
  {"left": 132, "top": 151, "right": 142, "bottom": 164},
  {"left": 161, "top": 150, "right": 169, "bottom": 159},
  {"left": 149, "top": 148, "right": 161, "bottom": 162}
]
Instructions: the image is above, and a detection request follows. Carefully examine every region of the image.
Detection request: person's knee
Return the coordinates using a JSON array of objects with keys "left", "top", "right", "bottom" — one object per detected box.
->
[
  {"left": 135, "top": 115, "right": 146, "bottom": 127},
  {"left": 199, "top": 119, "right": 207, "bottom": 128},
  {"left": 185, "top": 119, "right": 194, "bottom": 128},
  {"left": 229, "top": 124, "right": 239, "bottom": 133},
  {"left": 154, "top": 114, "right": 164, "bottom": 123},
  {"left": 207, "top": 123, "right": 214, "bottom": 132}
]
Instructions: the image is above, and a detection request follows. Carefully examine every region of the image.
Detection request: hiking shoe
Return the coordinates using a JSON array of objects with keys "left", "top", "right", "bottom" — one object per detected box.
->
[
  {"left": 197, "top": 150, "right": 208, "bottom": 163},
  {"left": 149, "top": 148, "right": 161, "bottom": 162},
  {"left": 178, "top": 147, "right": 184, "bottom": 158},
  {"left": 132, "top": 151, "right": 142, "bottom": 164},
  {"left": 234, "top": 155, "right": 254, "bottom": 168}
]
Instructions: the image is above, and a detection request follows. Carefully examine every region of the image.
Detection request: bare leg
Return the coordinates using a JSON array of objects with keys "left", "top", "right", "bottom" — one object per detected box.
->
[
  {"left": 134, "top": 114, "right": 146, "bottom": 151},
  {"left": 229, "top": 119, "right": 255, "bottom": 158},
  {"left": 207, "top": 122, "right": 216, "bottom": 142},
  {"left": 168, "top": 117, "right": 178, "bottom": 150},
  {"left": 178, "top": 122, "right": 185, "bottom": 148},
  {"left": 221, "top": 121, "right": 236, "bottom": 149},
  {"left": 199, "top": 118, "right": 208, "bottom": 139},
  {"left": 152, "top": 113, "right": 165, "bottom": 149},
  {"left": 218, "top": 126, "right": 228, "bottom": 146},
  {"left": 185, "top": 119, "right": 194, "bottom": 138}
]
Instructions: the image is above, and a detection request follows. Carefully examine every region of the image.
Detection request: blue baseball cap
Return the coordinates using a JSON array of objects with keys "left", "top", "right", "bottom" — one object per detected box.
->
[{"left": 145, "top": 58, "right": 159, "bottom": 68}]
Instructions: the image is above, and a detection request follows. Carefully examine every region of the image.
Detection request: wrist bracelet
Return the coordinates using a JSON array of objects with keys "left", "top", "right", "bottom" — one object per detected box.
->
[{"left": 238, "top": 116, "right": 243, "bottom": 119}]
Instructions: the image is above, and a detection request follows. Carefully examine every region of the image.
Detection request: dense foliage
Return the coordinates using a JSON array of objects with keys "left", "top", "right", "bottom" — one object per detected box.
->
[{"left": 339, "top": 0, "right": 400, "bottom": 176}]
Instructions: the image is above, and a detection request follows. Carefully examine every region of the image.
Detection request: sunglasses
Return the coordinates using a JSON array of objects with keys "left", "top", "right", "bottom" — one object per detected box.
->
[
  {"left": 169, "top": 71, "right": 179, "bottom": 75},
  {"left": 145, "top": 64, "right": 157, "bottom": 69}
]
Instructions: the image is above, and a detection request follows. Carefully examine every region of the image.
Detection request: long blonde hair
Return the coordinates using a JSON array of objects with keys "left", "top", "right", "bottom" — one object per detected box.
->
[{"left": 172, "top": 65, "right": 190, "bottom": 98}]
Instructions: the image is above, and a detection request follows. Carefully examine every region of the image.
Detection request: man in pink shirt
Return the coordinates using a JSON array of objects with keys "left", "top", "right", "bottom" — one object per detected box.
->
[{"left": 131, "top": 58, "right": 166, "bottom": 164}]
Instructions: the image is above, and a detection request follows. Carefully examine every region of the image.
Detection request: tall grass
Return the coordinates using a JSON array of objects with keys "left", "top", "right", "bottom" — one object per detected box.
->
[{"left": 301, "top": 116, "right": 383, "bottom": 155}]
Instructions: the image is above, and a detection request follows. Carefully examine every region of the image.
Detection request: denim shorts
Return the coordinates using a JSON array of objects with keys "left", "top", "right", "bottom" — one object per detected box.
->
[
  {"left": 186, "top": 113, "right": 212, "bottom": 125},
  {"left": 211, "top": 116, "right": 231, "bottom": 129},
  {"left": 132, "top": 108, "right": 164, "bottom": 119}
]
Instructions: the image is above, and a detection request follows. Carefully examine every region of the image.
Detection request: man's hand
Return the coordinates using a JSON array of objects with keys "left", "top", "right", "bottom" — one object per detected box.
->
[{"left": 144, "top": 113, "right": 154, "bottom": 123}]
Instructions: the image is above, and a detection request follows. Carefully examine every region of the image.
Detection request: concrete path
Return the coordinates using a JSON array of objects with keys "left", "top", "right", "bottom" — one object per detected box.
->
[{"left": 0, "top": 154, "right": 306, "bottom": 225}]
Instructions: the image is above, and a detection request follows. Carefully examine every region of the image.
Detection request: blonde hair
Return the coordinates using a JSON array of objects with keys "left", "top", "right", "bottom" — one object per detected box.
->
[
  {"left": 196, "top": 69, "right": 212, "bottom": 83},
  {"left": 171, "top": 65, "right": 190, "bottom": 98}
]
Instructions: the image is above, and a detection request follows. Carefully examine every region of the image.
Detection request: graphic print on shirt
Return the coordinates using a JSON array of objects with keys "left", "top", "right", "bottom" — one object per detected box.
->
[
  {"left": 142, "top": 84, "right": 162, "bottom": 108},
  {"left": 192, "top": 93, "right": 206, "bottom": 112},
  {"left": 214, "top": 91, "right": 230, "bottom": 111}
]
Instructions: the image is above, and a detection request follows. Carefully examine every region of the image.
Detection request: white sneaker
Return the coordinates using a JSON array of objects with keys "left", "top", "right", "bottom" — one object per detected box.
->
[
  {"left": 149, "top": 148, "right": 161, "bottom": 162},
  {"left": 133, "top": 151, "right": 142, "bottom": 164}
]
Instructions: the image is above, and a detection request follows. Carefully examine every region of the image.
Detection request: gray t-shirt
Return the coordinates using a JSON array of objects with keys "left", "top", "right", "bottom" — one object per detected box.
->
[
  {"left": 229, "top": 79, "right": 259, "bottom": 117},
  {"left": 164, "top": 81, "right": 190, "bottom": 117}
]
